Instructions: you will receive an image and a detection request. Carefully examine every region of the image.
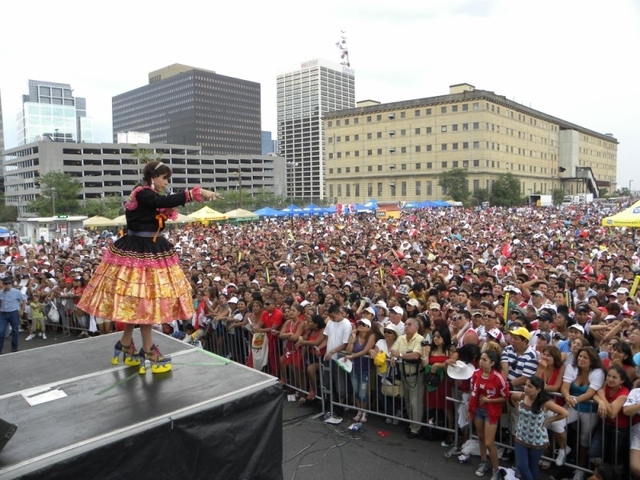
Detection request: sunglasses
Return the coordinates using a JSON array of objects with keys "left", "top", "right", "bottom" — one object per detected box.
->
[
  {"left": 383, "top": 329, "right": 395, "bottom": 334},
  {"left": 357, "top": 321, "right": 370, "bottom": 327}
]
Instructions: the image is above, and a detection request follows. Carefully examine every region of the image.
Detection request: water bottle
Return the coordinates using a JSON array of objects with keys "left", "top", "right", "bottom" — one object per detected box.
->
[{"left": 349, "top": 422, "right": 363, "bottom": 432}]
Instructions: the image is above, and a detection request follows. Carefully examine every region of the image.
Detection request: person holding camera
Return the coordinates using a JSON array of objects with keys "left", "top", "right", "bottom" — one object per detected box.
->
[{"left": 390, "top": 317, "right": 425, "bottom": 438}]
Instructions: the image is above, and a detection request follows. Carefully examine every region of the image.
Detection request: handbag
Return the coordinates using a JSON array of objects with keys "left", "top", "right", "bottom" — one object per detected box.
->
[
  {"left": 47, "top": 302, "right": 60, "bottom": 323},
  {"left": 380, "top": 379, "right": 403, "bottom": 397},
  {"left": 424, "top": 365, "right": 443, "bottom": 390}
]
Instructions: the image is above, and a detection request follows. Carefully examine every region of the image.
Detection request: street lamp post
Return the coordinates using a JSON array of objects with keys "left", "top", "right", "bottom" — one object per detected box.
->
[
  {"left": 629, "top": 179, "right": 633, "bottom": 195},
  {"left": 237, "top": 169, "right": 242, "bottom": 209},
  {"left": 51, "top": 187, "right": 56, "bottom": 217}
]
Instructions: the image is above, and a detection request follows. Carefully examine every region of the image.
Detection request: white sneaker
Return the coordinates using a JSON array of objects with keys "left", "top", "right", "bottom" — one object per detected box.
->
[
  {"left": 42, "top": 333, "right": 47, "bottom": 340},
  {"left": 490, "top": 469, "right": 502, "bottom": 480},
  {"left": 475, "top": 461, "right": 490, "bottom": 477},
  {"left": 37, "top": 332, "right": 42, "bottom": 337},
  {"left": 555, "top": 446, "right": 571, "bottom": 466},
  {"left": 25, "top": 334, "right": 35, "bottom": 341},
  {"left": 385, "top": 417, "right": 393, "bottom": 425}
]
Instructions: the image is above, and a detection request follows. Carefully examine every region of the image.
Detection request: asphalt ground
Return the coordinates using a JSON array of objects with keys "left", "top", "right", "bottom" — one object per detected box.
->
[
  {"left": 281, "top": 393, "right": 567, "bottom": 480},
  {"left": 3, "top": 334, "right": 567, "bottom": 480}
]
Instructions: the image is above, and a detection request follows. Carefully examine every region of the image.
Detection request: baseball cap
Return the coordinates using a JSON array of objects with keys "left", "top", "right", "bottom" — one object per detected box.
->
[
  {"left": 569, "top": 324, "right": 585, "bottom": 334},
  {"left": 537, "top": 313, "right": 553, "bottom": 322},
  {"left": 428, "top": 303, "right": 441, "bottom": 311},
  {"left": 364, "top": 307, "right": 376, "bottom": 316},
  {"left": 391, "top": 306, "right": 404, "bottom": 315},
  {"left": 536, "top": 332, "right": 551, "bottom": 343},
  {"left": 487, "top": 328, "right": 502, "bottom": 339},
  {"left": 617, "top": 287, "right": 629, "bottom": 295},
  {"left": 407, "top": 298, "right": 420, "bottom": 307},
  {"left": 358, "top": 318, "right": 372, "bottom": 327},
  {"left": 510, "top": 327, "right": 531, "bottom": 341}
]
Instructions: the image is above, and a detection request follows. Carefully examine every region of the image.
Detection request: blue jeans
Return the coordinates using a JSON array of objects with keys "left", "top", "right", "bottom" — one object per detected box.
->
[
  {"left": 0, "top": 310, "right": 20, "bottom": 353},
  {"left": 514, "top": 442, "right": 544, "bottom": 480},
  {"left": 350, "top": 369, "right": 370, "bottom": 404}
]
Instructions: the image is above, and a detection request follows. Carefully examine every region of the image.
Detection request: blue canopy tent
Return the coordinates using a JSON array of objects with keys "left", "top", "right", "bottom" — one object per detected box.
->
[
  {"left": 402, "top": 201, "right": 419, "bottom": 209},
  {"left": 322, "top": 205, "right": 337, "bottom": 215},
  {"left": 253, "top": 207, "right": 287, "bottom": 218},
  {"left": 280, "top": 204, "right": 304, "bottom": 216},
  {"left": 302, "top": 203, "right": 325, "bottom": 215}
]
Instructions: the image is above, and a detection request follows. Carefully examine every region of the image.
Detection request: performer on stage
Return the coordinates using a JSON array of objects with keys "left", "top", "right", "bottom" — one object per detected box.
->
[{"left": 77, "top": 160, "right": 221, "bottom": 373}]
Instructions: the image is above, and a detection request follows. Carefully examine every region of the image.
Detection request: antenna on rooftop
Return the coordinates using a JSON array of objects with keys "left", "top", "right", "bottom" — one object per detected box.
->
[{"left": 336, "top": 31, "right": 350, "bottom": 67}]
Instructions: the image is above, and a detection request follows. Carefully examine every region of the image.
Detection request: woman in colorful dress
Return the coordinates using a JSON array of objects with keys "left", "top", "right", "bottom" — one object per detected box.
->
[{"left": 77, "top": 161, "right": 221, "bottom": 374}]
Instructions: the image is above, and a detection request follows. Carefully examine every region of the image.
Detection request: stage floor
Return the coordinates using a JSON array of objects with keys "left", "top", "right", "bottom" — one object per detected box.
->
[{"left": 0, "top": 332, "right": 282, "bottom": 479}]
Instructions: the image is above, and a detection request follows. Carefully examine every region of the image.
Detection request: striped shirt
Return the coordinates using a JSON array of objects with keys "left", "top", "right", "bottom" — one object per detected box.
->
[{"left": 501, "top": 345, "right": 538, "bottom": 386}]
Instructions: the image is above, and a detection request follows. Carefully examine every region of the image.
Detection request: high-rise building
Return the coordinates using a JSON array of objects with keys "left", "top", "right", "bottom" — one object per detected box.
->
[
  {"left": 0, "top": 89, "right": 5, "bottom": 154},
  {"left": 261, "top": 131, "right": 278, "bottom": 155},
  {"left": 112, "top": 64, "right": 262, "bottom": 156},
  {"left": 3, "top": 140, "right": 285, "bottom": 218},
  {"left": 324, "top": 83, "right": 617, "bottom": 203},
  {"left": 277, "top": 59, "right": 355, "bottom": 201},
  {"left": 17, "top": 80, "right": 93, "bottom": 144}
]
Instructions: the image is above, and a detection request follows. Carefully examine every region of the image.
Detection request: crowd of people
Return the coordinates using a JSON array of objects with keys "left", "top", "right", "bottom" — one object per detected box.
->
[{"left": 1, "top": 198, "right": 640, "bottom": 480}]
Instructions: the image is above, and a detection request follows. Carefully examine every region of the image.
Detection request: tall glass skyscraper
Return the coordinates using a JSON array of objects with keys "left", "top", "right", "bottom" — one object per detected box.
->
[
  {"left": 277, "top": 59, "right": 355, "bottom": 201},
  {"left": 18, "top": 80, "right": 92, "bottom": 144},
  {"left": 112, "top": 64, "right": 262, "bottom": 155}
]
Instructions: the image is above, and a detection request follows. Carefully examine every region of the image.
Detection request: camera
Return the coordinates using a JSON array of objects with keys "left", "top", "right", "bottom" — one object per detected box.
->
[{"left": 420, "top": 338, "right": 430, "bottom": 347}]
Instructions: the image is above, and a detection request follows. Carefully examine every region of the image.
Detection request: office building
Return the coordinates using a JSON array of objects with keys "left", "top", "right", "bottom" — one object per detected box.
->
[
  {"left": 18, "top": 80, "right": 93, "bottom": 144},
  {"left": 277, "top": 59, "right": 355, "bottom": 201},
  {"left": 261, "top": 131, "right": 277, "bottom": 156},
  {"left": 3, "top": 140, "right": 285, "bottom": 218},
  {"left": 112, "top": 64, "right": 261, "bottom": 155},
  {"left": 0, "top": 90, "right": 4, "bottom": 154},
  {"left": 324, "top": 83, "right": 617, "bottom": 203}
]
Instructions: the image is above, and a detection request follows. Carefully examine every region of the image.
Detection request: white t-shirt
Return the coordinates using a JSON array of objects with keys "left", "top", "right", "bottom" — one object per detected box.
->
[
  {"left": 562, "top": 364, "right": 605, "bottom": 392},
  {"left": 324, "top": 318, "right": 352, "bottom": 360},
  {"left": 623, "top": 388, "right": 640, "bottom": 438}
]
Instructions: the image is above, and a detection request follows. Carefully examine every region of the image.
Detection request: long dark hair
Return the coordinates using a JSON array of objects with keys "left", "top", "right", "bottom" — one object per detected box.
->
[
  {"left": 528, "top": 375, "right": 551, "bottom": 414},
  {"left": 607, "top": 365, "right": 633, "bottom": 391},
  {"left": 482, "top": 349, "right": 501, "bottom": 372},
  {"left": 431, "top": 324, "right": 452, "bottom": 352},
  {"left": 142, "top": 160, "right": 172, "bottom": 186},
  {"left": 612, "top": 340, "right": 635, "bottom": 368}
]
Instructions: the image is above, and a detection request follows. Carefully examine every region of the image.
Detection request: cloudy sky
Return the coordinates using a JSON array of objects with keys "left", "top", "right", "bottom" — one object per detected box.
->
[{"left": 2, "top": 0, "right": 639, "bottom": 191}]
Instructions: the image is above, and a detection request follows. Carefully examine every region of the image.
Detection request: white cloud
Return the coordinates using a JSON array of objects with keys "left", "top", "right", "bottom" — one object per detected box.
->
[{"left": 1, "top": 0, "right": 638, "bottom": 189}]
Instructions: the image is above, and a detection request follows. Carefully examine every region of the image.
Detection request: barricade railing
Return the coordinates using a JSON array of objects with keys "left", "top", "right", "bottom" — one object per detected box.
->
[{"left": 197, "top": 327, "right": 633, "bottom": 477}]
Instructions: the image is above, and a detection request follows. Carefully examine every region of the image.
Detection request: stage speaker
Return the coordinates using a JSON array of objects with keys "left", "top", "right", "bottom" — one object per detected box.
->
[{"left": 0, "top": 418, "right": 17, "bottom": 453}]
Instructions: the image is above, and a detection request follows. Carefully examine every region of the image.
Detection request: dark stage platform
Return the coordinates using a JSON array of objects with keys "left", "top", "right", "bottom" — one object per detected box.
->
[{"left": 0, "top": 332, "right": 283, "bottom": 480}]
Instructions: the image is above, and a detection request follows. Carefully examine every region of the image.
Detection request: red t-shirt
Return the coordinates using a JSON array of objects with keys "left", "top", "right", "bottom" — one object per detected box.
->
[{"left": 469, "top": 369, "right": 510, "bottom": 421}]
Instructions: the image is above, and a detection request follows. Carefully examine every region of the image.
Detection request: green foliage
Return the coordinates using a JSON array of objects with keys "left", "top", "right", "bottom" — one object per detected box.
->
[
  {"left": 615, "top": 187, "right": 631, "bottom": 197},
  {"left": 551, "top": 188, "right": 565, "bottom": 205},
  {"left": 131, "top": 147, "right": 162, "bottom": 165},
  {"left": 489, "top": 173, "right": 524, "bottom": 207},
  {"left": 437, "top": 168, "right": 470, "bottom": 204},
  {"left": 599, "top": 187, "right": 609, "bottom": 198},
  {"left": 179, "top": 188, "right": 310, "bottom": 214},
  {"left": 30, "top": 171, "right": 83, "bottom": 216},
  {"left": 471, "top": 188, "right": 490, "bottom": 206},
  {"left": 0, "top": 202, "right": 18, "bottom": 223},
  {"left": 84, "top": 195, "right": 125, "bottom": 218}
]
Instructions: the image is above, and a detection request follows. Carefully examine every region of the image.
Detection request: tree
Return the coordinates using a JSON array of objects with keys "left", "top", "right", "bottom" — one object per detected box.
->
[
  {"left": 84, "top": 195, "right": 125, "bottom": 218},
  {"left": 0, "top": 202, "right": 18, "bottom": 223},
  {"left": 471, "top": 188, "right": 490, "bottom": 206},
  {"left": 490, "top": 173, "right": 524, "bottom": 207},
  {"left": 614, "top": 187, "right": 631, "bottom": 197},
  {"left": 30, "top": 171, "right": 82, "bottom": 216},
  {"left": 551, "top": 188, "right": 565, "bottom": 205},
  {"left": 437, "top": 168, "right": 470, "bottom": 204}
]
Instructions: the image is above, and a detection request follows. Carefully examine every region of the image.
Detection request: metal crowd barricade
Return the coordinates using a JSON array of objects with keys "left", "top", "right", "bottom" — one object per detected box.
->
[{"left": 196, "top": 329, "right": 635, "bottom": 478}]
